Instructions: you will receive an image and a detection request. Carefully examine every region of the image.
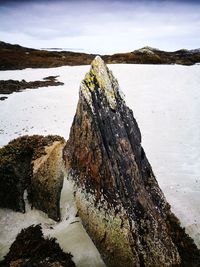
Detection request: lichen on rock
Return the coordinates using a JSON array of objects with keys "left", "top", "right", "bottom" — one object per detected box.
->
[
  {"left": 64, "top": 56, "right": 200, "bottom": 266},
  {"left": 80, "top": 56, "right": 124, "bottom": 111}
]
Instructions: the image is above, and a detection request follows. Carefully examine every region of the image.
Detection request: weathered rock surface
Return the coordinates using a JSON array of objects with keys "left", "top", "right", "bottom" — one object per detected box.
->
[
  {"left": 0, "top": 225, "right": 76, "bottom": 267},
  {"left": 0, "top": 135, "right": 65, "bottom": 221},
  {"left": 63, "top": 56, "right": 200, "bottom": 266},
  {"left": 30, "top": 140, "right": 65, "bottom": 221}
]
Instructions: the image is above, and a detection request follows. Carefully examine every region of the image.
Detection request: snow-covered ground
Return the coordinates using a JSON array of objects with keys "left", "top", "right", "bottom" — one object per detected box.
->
[
  {"left": 0, "top": 65, "right": 86, "bottom": 145},
  {"left": 0, "top": 64, "right": 200, "bottom": 262},
  {"left": 0, "top": 179, "right": 105, "bottom": 267}
]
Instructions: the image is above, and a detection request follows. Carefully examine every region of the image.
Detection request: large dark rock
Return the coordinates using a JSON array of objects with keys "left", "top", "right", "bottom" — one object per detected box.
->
[
  {"left": 63, "top": 56, "right": 200, "bottom": 266},
  {"left": 0, "top": 135, "right": 65, "bottom": 221},
  {"left": 0, "top": 225, "right": 76, "bottom": 267}
]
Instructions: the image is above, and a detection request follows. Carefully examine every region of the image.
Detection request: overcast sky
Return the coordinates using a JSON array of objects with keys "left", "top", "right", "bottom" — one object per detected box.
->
[{"left": 0, "top": 0, "right": 200, "bottom": 54}]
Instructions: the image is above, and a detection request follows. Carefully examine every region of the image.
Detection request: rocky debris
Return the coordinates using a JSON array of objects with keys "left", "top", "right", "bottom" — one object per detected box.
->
[
  {"left": 63, "top": 56, "right": 200, "bottom": 266},
  {"left": 0, "top": 76, "right": 64, "bottom": 95},
  {"left": 0, "top": 135, "right": 65, "bottom": 221},
  {"left": 0, "top": 224, "right": 76, "bottom": 267}
]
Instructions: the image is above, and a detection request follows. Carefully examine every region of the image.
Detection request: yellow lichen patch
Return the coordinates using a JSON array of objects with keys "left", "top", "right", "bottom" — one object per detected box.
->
[
  {"left": 84, "top": 72, "right": 95, "bottom": 91},
  {"left": 90, "top": 56, "right": 118, "bottom": 110},
  {"left": 80, "top": 56, "right": 123, "bottom": 111},
  {"left": 91, "top": 68, "right": 95, "bottom": 76}
]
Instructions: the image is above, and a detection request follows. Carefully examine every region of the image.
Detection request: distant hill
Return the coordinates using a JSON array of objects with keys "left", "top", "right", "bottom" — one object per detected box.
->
[
  {"left": 103, "top": 46, "right": 200, "bottom": 65},
  {"left": 0, "top": 41, "right": 200, "bottom": 70},
  {"left": 0, "top": 41, "right": 95, "bottom": 70}
]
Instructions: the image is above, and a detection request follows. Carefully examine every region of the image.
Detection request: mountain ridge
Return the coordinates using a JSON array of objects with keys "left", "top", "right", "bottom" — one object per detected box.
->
[{"left": 0, "top": 40, "right": 200, "bottom": 70}]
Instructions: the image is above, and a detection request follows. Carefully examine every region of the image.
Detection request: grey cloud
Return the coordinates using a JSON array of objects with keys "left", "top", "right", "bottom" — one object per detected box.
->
[{"left": 0, "top": 0, "right": 199, "bottom": 53}]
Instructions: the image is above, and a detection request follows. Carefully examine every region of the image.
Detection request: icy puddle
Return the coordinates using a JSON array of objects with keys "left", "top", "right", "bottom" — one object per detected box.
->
[{"left": 0, "top": 64, "right": 199, "bottom": 253}]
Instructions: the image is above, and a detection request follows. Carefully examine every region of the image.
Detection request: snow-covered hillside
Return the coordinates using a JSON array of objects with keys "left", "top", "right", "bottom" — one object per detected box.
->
[{"left": 0, "top": 64, "right": 199, "bottom": 263}]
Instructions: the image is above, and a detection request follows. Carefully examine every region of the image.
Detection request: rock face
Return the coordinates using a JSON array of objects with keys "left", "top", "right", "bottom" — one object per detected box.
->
[
  {"left": 30, "top": 140, "right": 65, "bottom": 221},
  {"left": 63, "top": 56, "right": 200, "bottom": 266},
  {"left": 0, "top": 135, "right": 65, "bottom": 221},
  {"left": 0, "top": 225, "right": 76, "bottom": 267}
]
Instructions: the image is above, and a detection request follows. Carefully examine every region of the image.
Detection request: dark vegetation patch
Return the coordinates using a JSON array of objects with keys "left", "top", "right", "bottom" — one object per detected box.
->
[
  {"left": 166, "top": 212, "right": 200, "bottom": 267},
  {"left": 0, "top": 96, "right": 7, "bottom": 101},
  {"left": 0, "top": 224, "right": 76, "bottom": 267},
  {"left": 0, "top": 41, "right": 95, "bottom": 70},
  {"left": 43, "top": 75, "right": 60, "bottom": 81},
  {"left": 0, "top": 76, "right": 64, "bottom": 95}
]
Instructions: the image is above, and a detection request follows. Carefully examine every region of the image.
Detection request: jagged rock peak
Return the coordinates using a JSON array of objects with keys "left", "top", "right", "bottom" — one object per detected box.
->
[
  {"left": 80, "top": 55, "right": 124, "bottom": 110},
  {"left": 64, "top": 57, "right": 200, "bottom": 267}
]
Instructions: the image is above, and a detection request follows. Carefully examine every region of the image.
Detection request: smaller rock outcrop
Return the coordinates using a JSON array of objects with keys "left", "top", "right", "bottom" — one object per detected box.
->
[
  {"left": 0, "top": 135, "right": 65, "bottom": 221},
  {"left": 30, "top": 140, "right": 65, "bottom": 221},
  {"left": 0, "top": 225, "right": 76, "bottom": 267}
]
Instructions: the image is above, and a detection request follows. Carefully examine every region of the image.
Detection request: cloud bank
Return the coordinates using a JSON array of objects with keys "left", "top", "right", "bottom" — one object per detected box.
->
[{"left": 0, "top": 0, "right": 200, "bottom": 53}]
